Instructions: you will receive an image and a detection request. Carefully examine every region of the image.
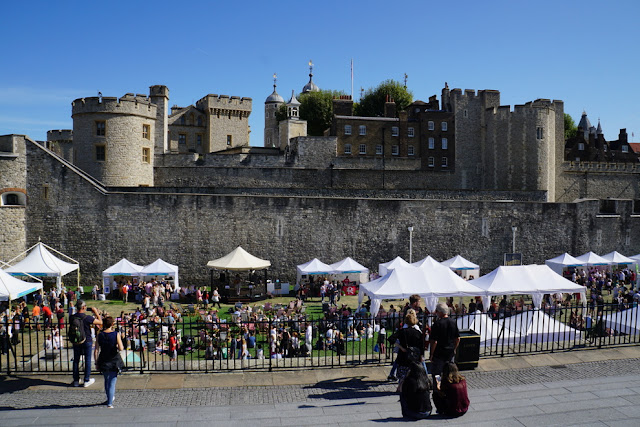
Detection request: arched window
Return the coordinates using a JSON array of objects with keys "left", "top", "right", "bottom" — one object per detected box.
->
[
  {"left": 197, "top": 116, "right": 203, "bottom": 127},
  {"left": 1, "top": 191, "right": 26, "bottom": 206}
]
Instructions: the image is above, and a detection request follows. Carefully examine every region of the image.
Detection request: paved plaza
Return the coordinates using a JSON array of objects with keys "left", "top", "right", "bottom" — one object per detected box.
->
[{"left": 2, "top": 347, "right": 640, "bottom": 426}]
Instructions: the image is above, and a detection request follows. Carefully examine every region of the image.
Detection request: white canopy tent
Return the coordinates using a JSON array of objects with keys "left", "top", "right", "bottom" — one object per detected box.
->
[
  {"left": 378, "top": 256, "right": 411, "bottom": 276},
  {"left": 440, "top": 255, "right": 480, "bottom": 280},
  {"left": 575, "top": 251, "right": 610, "bottom": 266},
  {"left": 102, "top": 258, "right": 144, "bottom": 277},
  {"left": 456, "top": 312, "right": 519, "bottom": 347},
  {"left": 0, "top": 268, "right": 43, "bottom": 301},
  {"left": 329, "top": 257, "right": 369, "bottom": 285},
  {"left": 470, "top": 264, "right": 586, "bottom": 310},
  {"left": 604, "top": 306, "right": 640, "bottom": 335},
  {"left": 601, "top": 251, "right": 636, "bottom": 266},
  {"left": 207, "top": 246, "right": 271, "bottom": 271},
  {"left": 545, "top": 253, "right": 584, "bottom": 275},
  {"left": 139, "top": 259, "right": 179, "bottom": 289},
  {"left": 5, "top": 242, "right": 79, "bottom": 291},
  {"left": 502, "top": 309, "right": 582, "bottom": 344},
  {"left": 296, "top": 258, "right": 334, "bottom": 285},
  {"left": 359, "top": 263, "right": 485, "bottom": 316}
]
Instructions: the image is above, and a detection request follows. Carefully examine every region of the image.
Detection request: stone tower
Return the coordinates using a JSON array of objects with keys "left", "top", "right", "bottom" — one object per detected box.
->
[
  {"left": 0, "top": 135, "right": 27, "bottom": 261},
  {"left": 149, "top": 85, "right": 169, "bottom": 155},
  {"left": 264, "top": 74, "right": 284, "bottom": 148},
  {"left": 195, "top": 94, "right": 252, "bottom": 152},
  {"left": 278, "top": 91, "right": 307, "bottom": 150},
  {"left": 71, "top": 92, "right": 157, "bottom": 187}
]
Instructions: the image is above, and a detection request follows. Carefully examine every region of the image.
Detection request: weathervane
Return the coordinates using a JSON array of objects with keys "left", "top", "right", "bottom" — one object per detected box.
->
[
  {"left": 404, "top": 73, "right": 408, "bottom": 89},
  {"left": 273, "top": 73, "right": 277, "bottom": 90}
]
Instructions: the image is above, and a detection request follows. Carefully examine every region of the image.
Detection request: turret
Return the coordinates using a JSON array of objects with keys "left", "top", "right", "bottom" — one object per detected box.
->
[
  {"left": 150, "top": 85, "right": 169, "bottom": 155},
  {"left": 264, "top": 73, "right": 284, "bottom": 148}
]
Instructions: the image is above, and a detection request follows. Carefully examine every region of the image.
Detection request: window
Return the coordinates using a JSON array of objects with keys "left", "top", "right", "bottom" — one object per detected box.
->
[
  {"left": 142, "top": 124, "right": 150, "bottom": 139},
  {"left": 376, "top": 145, "right": 383, "bottom": 155},
  {"left": 428, "top": 121, "right": 434, "bottom": 131},
  {"left": 5, "top": 194, "right": 19, "bottom": 205},
  {"left": 391, "top": 126, "right": 399, "bottom": 136},
  {"left": 142, "top": 147, "right": 150, "bottom": 163},
  {"left": 344, "top": 144, "right": 352, "bottom": 154},
  {"left": 391, "top": 145, "right": 399, "bottom": 156},
  {"left": 442, "top": 138, "right": 448, "bottom": 149},
  {"left": 197, "top": 116, "right": 203, "bottom": 126},
  {"left": 95, "top": 144, "right": 106, "bottom": 161},
  {"left": 43, "top": 184, "right": 49, "bottom": 200},
  {"left": 442, "top": 157, "right": 448, "bottom": 167},
  {"left": 196, "top": 134, "right": 202, "bottom": 146},
  {"left": 344, "top": 125, "right": 352, "bottom": 135},
  {"left": 463, "top": 109, "right": 468, "bottom": 118},
  {"left": 226, "top": 135, "right": 232, "bottom": 146},
  {"left": 578, "top": 143, "right": 585, "bottom": 151},
  {"left": 428, "top": 156, "right": 435, "bottom": 167},
  {"left": 536, "top": 127, "right": 544, "bottom": 139},
  {"left": 1, "top": 192, "right": 25, "bottom": 206},
  {"left": 622, "top": 145, "right": 629, "bottom": 153},
  {"left": 359, "top": 125, "right": 367, "bottom": 135},
  {"left": 408, "top": 145, "right": 415, "bottom": 156},
  {"left": 96, "top": 121, "right": 106, "bottom": 136},
  {"left": 428, "top": 137, "right": 435, "bottom": 149},
  {"left": 441, "top": 122, "right": 448, "bottom": 131},
  {"left": 180, "top": 116, "right": 185, "bottom": 125},
  {"left": 408, "top": 127, "right": 414, "bottom": 137},
  {"left": 178, "top": 134, "right": 186, "bottom": 146},
  {"left": 359, "top": 144, "right": 367, "bottom": 155}
]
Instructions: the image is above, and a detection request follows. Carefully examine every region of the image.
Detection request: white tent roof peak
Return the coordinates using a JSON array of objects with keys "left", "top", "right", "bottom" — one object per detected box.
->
[
  {"left": 5, "top": 242, "right": 78, "bottom": 277},
  {"left": 575, "top": 251, "right": 610, "bottom": 266},
  {"left": 441, "top": 255, "right": 479, "bottom": 270},
  {"left": 411, "top": 255, "right": 439, "bottom": 268},
  {"left": 103, "top": 258, "right": 143, "bottom": 277},
  {"left": 379, "top": 256, "right": 411, "bottom": 276},
  {"left": 207, "top": 246, "right": 271, "bottom": 271},
  {"left": 329, "top": 257, "right": 368, "bottom": 274},
  {"left": 297, "top": 258, "right": 333, "bottom": 275},
  {"left": 545, "top": 253, "right": 584, "bottom": 267},
  {"left": 601, "top": 251, "right": 635, "bottom": 265}
]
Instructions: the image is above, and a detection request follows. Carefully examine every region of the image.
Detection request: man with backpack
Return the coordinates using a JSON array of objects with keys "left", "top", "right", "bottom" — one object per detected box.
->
[{"left": 70, "top": 300, "right": 102, "bottom": 387}]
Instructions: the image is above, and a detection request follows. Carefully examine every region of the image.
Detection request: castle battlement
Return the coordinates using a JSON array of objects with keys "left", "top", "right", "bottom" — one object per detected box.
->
[
  {"left": 46, "top": 129, "right": 73, "bottom": 141},
  {"left": 195, "top": 94, "right": 253, "bottom": 113},
  {"left": 488, "top": 99, "right": 563, "bottom": 116},
  {"left": 72, "top": 94, "right": 157, "bottom": 119}
]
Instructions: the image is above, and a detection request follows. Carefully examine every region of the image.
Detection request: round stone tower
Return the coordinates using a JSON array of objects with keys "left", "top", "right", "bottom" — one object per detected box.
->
[
  {"left": 264, "top": 74, "right": 284, "bottom": 148},
  {"left": 71, "top": 93, "right": 157, "bottom": 187}
]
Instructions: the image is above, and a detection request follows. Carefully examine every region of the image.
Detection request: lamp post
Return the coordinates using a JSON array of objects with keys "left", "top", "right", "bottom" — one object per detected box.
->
[
  {"left": 408, "top": 226, "right": 414, "bottom": 263},
  {"left": 511, "top": 226, "right": 517, "bottom": 253}
]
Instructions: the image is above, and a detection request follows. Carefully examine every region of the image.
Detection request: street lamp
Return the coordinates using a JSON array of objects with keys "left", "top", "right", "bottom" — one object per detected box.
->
[
  {"left": 408, "top": 226, "right": 414, "bottom": 263},
  {"left": 511, "top": 226, "right": 517, "bottom": 253}
]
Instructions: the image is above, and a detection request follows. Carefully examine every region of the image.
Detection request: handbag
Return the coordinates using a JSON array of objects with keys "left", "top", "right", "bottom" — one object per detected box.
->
[{"left": 374, "top": 344, "right": 380, "bottom": 353}]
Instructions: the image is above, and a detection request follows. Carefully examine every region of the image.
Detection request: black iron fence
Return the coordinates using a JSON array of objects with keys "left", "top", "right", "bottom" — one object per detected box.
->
[{"left": 2, "top": 303, "right": 639, "bottom": 374}]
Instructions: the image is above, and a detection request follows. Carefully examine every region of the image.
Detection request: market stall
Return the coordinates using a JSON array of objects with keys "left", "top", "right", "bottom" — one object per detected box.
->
[{"left": 4, "top": 242, "right": 79, "bottom": 291}]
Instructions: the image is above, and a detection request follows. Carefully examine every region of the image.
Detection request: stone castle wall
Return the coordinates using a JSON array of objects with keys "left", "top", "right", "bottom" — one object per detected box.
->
[
  {"left": 556, "top": 162, "right": 640, "bottom": 202},
  {"left": 23, "top": 140, "right": 640, "bottom": 287},
  {"left": 0, "top": 135, "right": 27, "bottom": 262}
]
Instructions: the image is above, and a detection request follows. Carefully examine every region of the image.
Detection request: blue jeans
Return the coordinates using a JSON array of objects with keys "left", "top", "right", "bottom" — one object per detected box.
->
[
  {"left": 103, "top": 371, "right": 118, "bottom": 405},
  {"left": 73, "top": 341, "right": 93, "bottom": 382}
]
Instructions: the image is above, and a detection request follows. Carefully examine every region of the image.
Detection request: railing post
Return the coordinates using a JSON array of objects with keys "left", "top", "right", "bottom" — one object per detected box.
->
[
  {"left": 268, "top": 318, "right": 273, "bottom": 372},
  {"left": 5, "top": 315, "right": 10, "bottom": 375}
]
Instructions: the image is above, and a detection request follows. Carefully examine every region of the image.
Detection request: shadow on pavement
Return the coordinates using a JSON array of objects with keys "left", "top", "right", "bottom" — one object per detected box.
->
[
  {"left": 0, "top": 375, "right": 71, "bottom": 393},
  {"left": 304, "top": 376, "right": 395, "bottom": 400}
]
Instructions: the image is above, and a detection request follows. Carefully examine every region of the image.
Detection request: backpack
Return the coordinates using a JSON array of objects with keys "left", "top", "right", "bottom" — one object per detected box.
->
[{"left": 69, "top": 313, "right": 86, "bottom": 345}]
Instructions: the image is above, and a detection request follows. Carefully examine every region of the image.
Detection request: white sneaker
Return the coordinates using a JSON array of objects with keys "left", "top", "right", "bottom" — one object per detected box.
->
[{"left": 83, "top": 378, "right": 95, "bottom": 387}]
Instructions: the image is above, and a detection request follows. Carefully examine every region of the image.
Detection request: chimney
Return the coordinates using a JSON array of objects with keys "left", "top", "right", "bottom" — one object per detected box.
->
[{"left": 384, "top": 97, "right": 396, "bottom": 118}]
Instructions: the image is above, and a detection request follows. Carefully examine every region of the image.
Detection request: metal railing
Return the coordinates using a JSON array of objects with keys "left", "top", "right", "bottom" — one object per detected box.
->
[{"left": 2, "top": 303, "right": 639, "bottom": 374}]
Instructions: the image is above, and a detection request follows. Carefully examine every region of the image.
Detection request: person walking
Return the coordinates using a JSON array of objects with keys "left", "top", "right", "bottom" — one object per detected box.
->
[
  {"left": 429, "top": 302, "right": 460, "bottom": 385},
  {"left": 71, "top": 300, "right": 102, "bottom": 387},
  {"left": 94, "top": 316, "right": 124, "bottom": 408}
]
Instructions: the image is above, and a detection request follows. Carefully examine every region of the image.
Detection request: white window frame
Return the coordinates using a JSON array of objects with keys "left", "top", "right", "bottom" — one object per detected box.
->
[
  {"left": 578, "top": 143, "right": 585, "bottom": 151},
  {"left": 391, "top": 126, "right": 399, "bottom": 136},
  {"left": 442, "top": 138, "right": 448, "bottom": 149},
  {"left": 375, "top": 145, "right": 383, "bottom": 155},
  {"left": 344, "top": 125, "right": 352, "bottom": 135},
  {"left": 442, "top": 157, "right": 448, "bottom": 167},
  {"left": 408, "top": 127, "right": 414, "bottom": 137},
  {"left": 359, "top": 144, "right": 367, "bottom": 155},
  {"left": 622, "top": 145, "right": 629, "bottom": 153},
  {"left": 344, "top": 144, "right": 352, "bottom": 154},
  {"left": 428, "top": 156, "right": 435, "bottom": 167},
  {"left": 408, "top": 145, "right": 415, "bottom": 156},
  {"left": 359, "top": 125, "right": 367, "bottom": 135},
  {"left": 428, "top": 137, "right": 435, "bottom": 149},
  {"left": 441, "top": 122, "right": 448, "bottom": 131},
  {"left": 428, "top": 121, "right": 434, "bottom": 131},
  {"left": 391, "top": 145, "right": 399, "bottom": 156}
]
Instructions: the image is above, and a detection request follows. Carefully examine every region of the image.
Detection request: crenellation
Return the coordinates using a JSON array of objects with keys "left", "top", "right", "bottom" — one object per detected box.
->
[{"left": 72, "top": 95, "right": 157, "bottom": 119}]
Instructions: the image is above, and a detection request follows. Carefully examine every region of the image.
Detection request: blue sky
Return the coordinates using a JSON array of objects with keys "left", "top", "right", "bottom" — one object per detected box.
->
[{"left": 1, "top": 0, "right": 638, "bottom": 144}]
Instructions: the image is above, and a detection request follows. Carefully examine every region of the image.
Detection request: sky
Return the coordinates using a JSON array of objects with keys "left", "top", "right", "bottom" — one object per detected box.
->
[{"left": 1, "top": 0, "right": 638, "bottom": 145}]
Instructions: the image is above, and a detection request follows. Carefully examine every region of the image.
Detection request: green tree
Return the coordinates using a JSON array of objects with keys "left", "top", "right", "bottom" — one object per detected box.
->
[
  {"left": 564, "top": 113, "right": 578, "bottom": 140},
  {"left": 276, "top": 89, "right": 346, "bottom": 136},
  {"left": 354, "top": 79, "right": 413, "bottom": 117}
]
